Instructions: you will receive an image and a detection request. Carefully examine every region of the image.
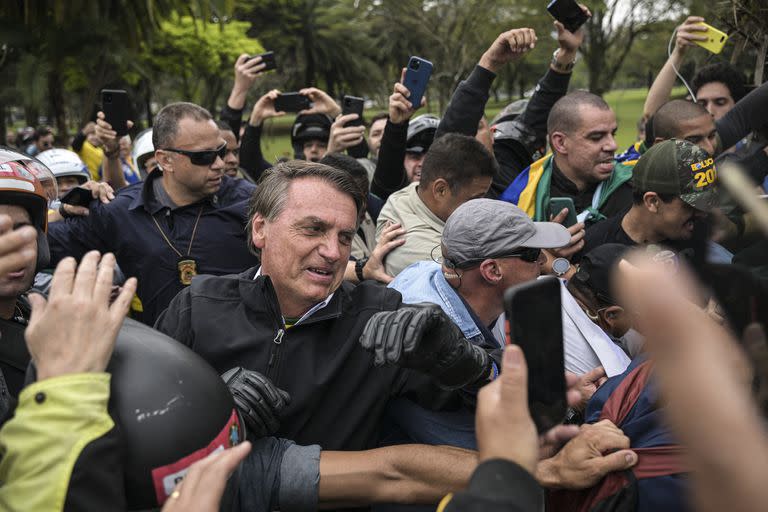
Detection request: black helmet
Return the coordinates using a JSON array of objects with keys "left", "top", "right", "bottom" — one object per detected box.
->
[
  {"left": 109, "top": 319, "right": 243, "bottom": 509},
  {"left": 291, "top": 113, "right": 332, "bottom": 158}
]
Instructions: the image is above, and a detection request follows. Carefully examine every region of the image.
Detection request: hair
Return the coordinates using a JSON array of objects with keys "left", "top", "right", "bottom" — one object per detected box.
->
[
  {"left": 320, "top": 152, "right": 370, "bottom": 197},
  {"left": 631, "top": 187, "right": 678, "bottom": 205},
  {"left": 419, "top": 133, "right": 498, "bottom": 192},
  {"left": 152, "top": 102, "right": 213, "bottom": 149},
  {"left": 246, "top": 160, "right": 366, "bottom": 255},
  {"left": 691, "top": 62, "right": 747, "bottom": 103},
  {"left": 546, "top": 91, "right": 611, "bottom": 135},
  {"left": 652, "top": 100, "right": 710, "bottom": 140},
  {"left": 369, "top": 112, "right": 388, "bottom": 127},
  {"left": 216, "top": 120, "right": 235, "bottom": 135},
  {"left": 34, "top": 126, "right": 53, "bottom": 140},
  {"left": 566, "top": 277, "right": 614, "bottom": 311}
]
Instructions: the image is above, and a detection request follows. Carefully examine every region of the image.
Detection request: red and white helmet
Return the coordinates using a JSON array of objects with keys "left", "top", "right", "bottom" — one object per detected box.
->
[{"left": 0, "top": 147, "right": 58, "bottom": 233}]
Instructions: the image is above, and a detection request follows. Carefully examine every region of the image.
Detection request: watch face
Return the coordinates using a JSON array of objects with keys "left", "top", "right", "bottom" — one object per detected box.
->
[{"left": 552, "top": 258, "right": 570, "bottom": 275}]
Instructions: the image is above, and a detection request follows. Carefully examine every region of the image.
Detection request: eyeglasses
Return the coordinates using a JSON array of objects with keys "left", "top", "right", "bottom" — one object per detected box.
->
[
  {"left": 162, "top": 143, "right": 227, "bottom": 166},
  {"left": 431, "top": 245, "right": 542, "bottom": 269}
]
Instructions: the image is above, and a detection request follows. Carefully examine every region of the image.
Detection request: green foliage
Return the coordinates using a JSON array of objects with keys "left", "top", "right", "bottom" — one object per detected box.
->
[{"left": 139, "top": 15, "right": 263, "bottom": 109}]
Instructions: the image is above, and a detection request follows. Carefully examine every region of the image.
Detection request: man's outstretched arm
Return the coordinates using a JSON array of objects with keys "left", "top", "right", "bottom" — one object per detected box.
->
[{"left": 318, "top": 444, "right": 476, "bottom": 508}]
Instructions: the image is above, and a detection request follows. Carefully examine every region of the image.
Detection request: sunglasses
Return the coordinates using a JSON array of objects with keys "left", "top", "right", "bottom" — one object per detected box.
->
[
  {"left": 432, "top": 245, "right": 542, "bottom": 269},
  {"left": 162, "top": 142, "right": 227, "bottom": 166}
]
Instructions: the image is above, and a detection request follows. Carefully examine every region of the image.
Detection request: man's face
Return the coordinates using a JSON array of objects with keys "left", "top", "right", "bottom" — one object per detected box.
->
[
  {"left": 696, "top": 82, "right": 735, "bottom": 121},
  {"left": 557, "top": 106, "right": 618, "bottom": 184},
  {"left": 404, "top": 152, "right": 426, "bottom": 182},
  {"left": 56, "top": 176, "right": 81, "bottom": 198},
  {"left": 434, "top": 176, "right": 492, "bottom": 221},
  {"left": 496, "top": 250, "right": 545, "bottom": 292},
  {"left": 252, "top": 178, "right": 358, "bottom": 316},
  {"left": 302, "top": 140, "right": 327, "bottom": 162},
  {"left": 0, "top": 205, "right": 36, "bottom": 299},
  {"left": 368, "top": 118, "right": 387, "bottom": 158},
  {"left": 161, "top": 118, "right": 225, "bottom": 199},
  {"left": 671, "top": 114, "right": 717, "bottom": 156},
  {"left": 652, "top": 196, "right": 703, "bottom": 240},
  {"left": 221, "top": 130, "right": 240, "bottom": 178},
  {"left": 36, "top": 134, "right": 54, "bottom": 152}
]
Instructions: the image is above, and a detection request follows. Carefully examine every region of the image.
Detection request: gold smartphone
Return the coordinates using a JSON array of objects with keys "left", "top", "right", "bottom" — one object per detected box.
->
[{"left": 693, "top": 23, "right": 729, "bottom": 54}]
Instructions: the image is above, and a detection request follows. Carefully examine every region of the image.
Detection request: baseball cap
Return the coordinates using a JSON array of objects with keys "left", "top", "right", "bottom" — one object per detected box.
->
[
  {"left": 441, "top": 199, "right": 571, "bottom": 268},
  {"left": 571, "top": 243, "right": 630, "bottom": 304},
  {"left": 631, "top": 139, "right": 719, "bottom": 211}
]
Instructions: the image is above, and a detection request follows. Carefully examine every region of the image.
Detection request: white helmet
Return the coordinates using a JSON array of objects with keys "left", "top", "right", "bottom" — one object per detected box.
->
[
  {"left": 36, "top": 149, "right": 89, "bottom": 184},
  {"left": 131, "top": 128, "right": 155, "bottom": 171}
]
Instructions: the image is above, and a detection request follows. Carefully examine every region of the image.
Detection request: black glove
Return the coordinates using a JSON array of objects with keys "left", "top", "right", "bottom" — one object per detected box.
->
[
  {"left": 359, "top": 303, "right": 492, "bottom": 389},
  {"left": 222, "top": 367, "right": 291, "bottom": 438}
]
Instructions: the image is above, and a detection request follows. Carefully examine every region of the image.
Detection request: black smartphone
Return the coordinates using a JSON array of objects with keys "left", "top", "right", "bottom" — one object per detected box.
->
[
  {"left": 547, "top": 0, "right": 589, "bottom": 33},
  {"left": 504, "top": 277, "right": 567, "bottom": 434},
  {"left": 549, "top": 197, "right": 578, "bottom": 228},
  {"left": 403, "top": 56, "right": 433, "bottom": 110},
  {"left": 60, "top": 186, "right": 93, "bottom": 207},
  {"left": 247, "top": 51, "right": 277, "bottom": 71},
  {"left": 274, "top": 92, "right": 311, "bottom": 113},
  {"left": 342, "top": 95, "right": 365, "bottom": 127},
  {"left": 101, "top": 89, "right": 131, "bottom": 136}
]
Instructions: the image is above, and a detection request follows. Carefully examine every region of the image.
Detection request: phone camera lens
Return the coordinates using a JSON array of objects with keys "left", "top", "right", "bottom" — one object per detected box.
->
[
  {"left": 410, "top": 60, "right": 420, "bottom": 70},
  {"left": 719, "top": 36, "right": 725, "bottom": 42}
]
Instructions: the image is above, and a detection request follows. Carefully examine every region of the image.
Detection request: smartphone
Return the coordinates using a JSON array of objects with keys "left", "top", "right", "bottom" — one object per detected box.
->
[
  {"left": 342, "top": 95, "right": 365, "bottom": 127},
  {"left": 549, "top": 197, "right": 578, "bottom": 227},
  {"left": 693, "top": 23, "right": 728, "bottom": 54},
  {"left": 274, "top": 92, "right": 311, "bottom": 113},
  {"left": 403, "top": 56, "right": 433, "bottom": 110},
  {"left": 547, "top": 0, "right": 589, "bottom": 33},
  {"left": 504, "top": 277, "right": 567, "bottom": 434},
  {"left": 101, "top": 89, "right": 131, "bottom": 137},
  {"left": 247, "top": 51, "right": 277, "bottom": 71},
  {"left": 59, "top": 186, "right": 93, "bottom": 207}
]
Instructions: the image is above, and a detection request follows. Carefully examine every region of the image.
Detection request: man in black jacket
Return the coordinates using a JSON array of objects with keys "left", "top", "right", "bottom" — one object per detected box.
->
[{"left": 155, "top": 160, "right": 494, "bottom": 451}]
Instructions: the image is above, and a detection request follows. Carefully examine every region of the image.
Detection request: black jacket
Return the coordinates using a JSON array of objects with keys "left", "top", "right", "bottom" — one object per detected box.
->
[{"left": 155, "top": 269, "right": 439, "bottom": 451}]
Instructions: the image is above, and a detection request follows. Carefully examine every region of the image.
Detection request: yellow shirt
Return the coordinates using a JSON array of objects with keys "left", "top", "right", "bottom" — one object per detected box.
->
[{"left": 73, "top": 141, "right": 104, "bottom": 181}]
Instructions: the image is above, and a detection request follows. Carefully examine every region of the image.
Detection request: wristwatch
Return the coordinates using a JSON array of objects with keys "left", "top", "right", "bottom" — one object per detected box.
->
[
  {"left": 551, "top": 49, "right": 577, "bottom": 73},
  {"left": 552, "top": 257, "right": 571, "bottom": 277},
  {"left": 355, "top": 257, "right": 369, "bottom": 282}
]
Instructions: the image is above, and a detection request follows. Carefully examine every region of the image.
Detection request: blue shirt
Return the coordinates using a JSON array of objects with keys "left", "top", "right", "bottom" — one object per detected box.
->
[{"left": 48, "top": 171, "right": 259, "bottom": 325}]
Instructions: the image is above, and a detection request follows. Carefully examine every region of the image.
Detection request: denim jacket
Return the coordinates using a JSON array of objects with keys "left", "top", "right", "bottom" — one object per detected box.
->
[{"left": 389, "top": 261, "right": 487, "bottom": 346}]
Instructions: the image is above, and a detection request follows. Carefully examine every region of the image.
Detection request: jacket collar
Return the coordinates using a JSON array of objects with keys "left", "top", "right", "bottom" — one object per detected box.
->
[{"left": 129, "top": 169, "right": 220, "bottom": 213}]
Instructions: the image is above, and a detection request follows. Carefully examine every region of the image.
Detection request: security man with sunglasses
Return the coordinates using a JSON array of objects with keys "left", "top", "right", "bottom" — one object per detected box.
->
[
  {"left": 48, "top": 102, "right": 258, "bottom": 325},
  {"left": 385, "top": 198, "right": 571, "bottom": 447}
]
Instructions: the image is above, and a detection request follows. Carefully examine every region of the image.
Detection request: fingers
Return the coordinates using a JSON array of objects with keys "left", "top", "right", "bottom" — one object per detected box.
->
[
  {"left": 61, "top": 204, "right": 89, "bottom": 217},
  {"left": 541, "top": 424, "right": 580, "bottom": 447},
  {"left": 592, "top": 449, "right": 638, "bottom": 474},
  {"left": 583, "top": 366, "right": 607, "bottom": 384},
  {"left": 551, "top": 207, "right": 568, "bottom": 224},
  {"left": 72, "top": 251, "right": 101, "bottom": 299},
  {"left": 48, "top": 257, "right": 78, "bottom": 300},
  {"left": 110, "top": 277, "right": 137, "bottom": 322},
  {"left": 500, "top": 345, "right": 529, "bottom": 416},
  {"left": 93, "top": 253, "right": 117, "bottom": 305},
  {"left": 0, "top": 223, "right": 37, "bottom": 276},
  {"left": 27, "top": 292, "right": 48, "bottom": 321}
]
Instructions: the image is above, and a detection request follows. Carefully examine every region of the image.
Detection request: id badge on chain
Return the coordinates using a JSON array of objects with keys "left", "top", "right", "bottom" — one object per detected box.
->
[{"left": 177, "top": 257, "right": 198, "bottom": 286}]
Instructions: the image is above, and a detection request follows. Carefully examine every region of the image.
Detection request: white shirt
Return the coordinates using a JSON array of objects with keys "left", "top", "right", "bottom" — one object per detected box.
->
[{"left": 254, "top": 268, "right": 334, "bottom": 327}]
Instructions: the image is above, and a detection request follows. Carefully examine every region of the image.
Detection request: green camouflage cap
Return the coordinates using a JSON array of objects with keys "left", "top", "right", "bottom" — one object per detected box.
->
[{"left": 631, "top": 139, "right": 719, "bottom": 211}]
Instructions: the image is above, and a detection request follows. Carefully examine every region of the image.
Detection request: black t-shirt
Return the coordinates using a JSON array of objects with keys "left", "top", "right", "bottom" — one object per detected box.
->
[
  {"left": 550, "top": 162, "right": 633, "bottom": 220},
  {"left": 582, "top": 209, "right": 708, "bottom": 264}
]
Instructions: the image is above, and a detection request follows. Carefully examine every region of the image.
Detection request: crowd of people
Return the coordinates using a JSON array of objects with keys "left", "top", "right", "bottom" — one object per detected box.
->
[{"left": 0, "top": 9, "right": 766, "bottom": 512}]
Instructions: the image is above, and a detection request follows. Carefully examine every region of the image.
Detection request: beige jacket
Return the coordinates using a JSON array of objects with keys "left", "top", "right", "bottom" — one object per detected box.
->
[
  {"left": 352, "top": 212, "right": 376, "bottom": 260},
  {"left": 376, "top": 182, "right": 444, "bottom": 277}
]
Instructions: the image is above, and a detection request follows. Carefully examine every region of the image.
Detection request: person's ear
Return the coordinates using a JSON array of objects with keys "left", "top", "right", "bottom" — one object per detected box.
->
[
  {"left": 156, "top": 150, "right": 175, "bottom": 173},
  {"left": 599, "top": 305, "right": 625, "bottom": 333},
  {"left": 654, "top": 136, "right": 665, "bottom": 145},
  {"left": 431, "top": 178, "right": 450, "bottom": 200},
  {"left": 479, "top": 259, "right": 503, "bottom": 284},
  {"left": 550, "top": 131, "right": 568, "bottom": 154},
  {"left": 643, "top": 192, "right": 660, "bottom": 213},
  {"left": 250, "top": 214, "right": 268, "bottom": 251}
]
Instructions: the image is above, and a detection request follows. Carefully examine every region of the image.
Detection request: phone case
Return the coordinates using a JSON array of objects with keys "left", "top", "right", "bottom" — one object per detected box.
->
[
  {"left": 342, "top": 96, "right": 365, "bottom": 126},
  {"left": 251, "top": 51, "right": 276, "bottom": 71},
  {"left": 549, "top": 197, "right": 578, "bottom": 227},
  {"left": 274, "top": 93, "right": 310, "bottom": 113},
  {"left": 547, "top": 0, "right": 589, "bottom": 33},
  {"left": 101, "top": 89, "right": 131, "bottom": 136},
  {"left": 404, "top": 57, "right": 433, "bottom": 109},
  {"left": 693, "top": 24, "right": 728, "bottom": 54}
]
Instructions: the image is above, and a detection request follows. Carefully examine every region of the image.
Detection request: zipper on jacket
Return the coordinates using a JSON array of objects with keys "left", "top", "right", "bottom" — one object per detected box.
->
[{"left": 262, "top": 276, "right": 286, "bottom": 382}]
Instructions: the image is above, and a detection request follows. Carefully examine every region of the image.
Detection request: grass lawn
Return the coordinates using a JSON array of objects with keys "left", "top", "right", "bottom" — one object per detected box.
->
[{"left": 257, "top": 87, "right": 685, "bottom": 160}]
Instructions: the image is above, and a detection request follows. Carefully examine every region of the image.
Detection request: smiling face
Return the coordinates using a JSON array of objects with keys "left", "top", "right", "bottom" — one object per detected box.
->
[
  {"left": 553, "top": 105, "right": 618, "bottom": 187},
  {"left": 0, "top": 205, "right": 36, "bottom": 300},
  {"left": 251, "top": 177, "right": 358, "bottom": 317}
]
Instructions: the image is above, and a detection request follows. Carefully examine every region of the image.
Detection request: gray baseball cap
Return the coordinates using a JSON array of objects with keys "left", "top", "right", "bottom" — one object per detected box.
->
[{"left": 441, "top": 199, "right": 571, "bottom": 268}]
